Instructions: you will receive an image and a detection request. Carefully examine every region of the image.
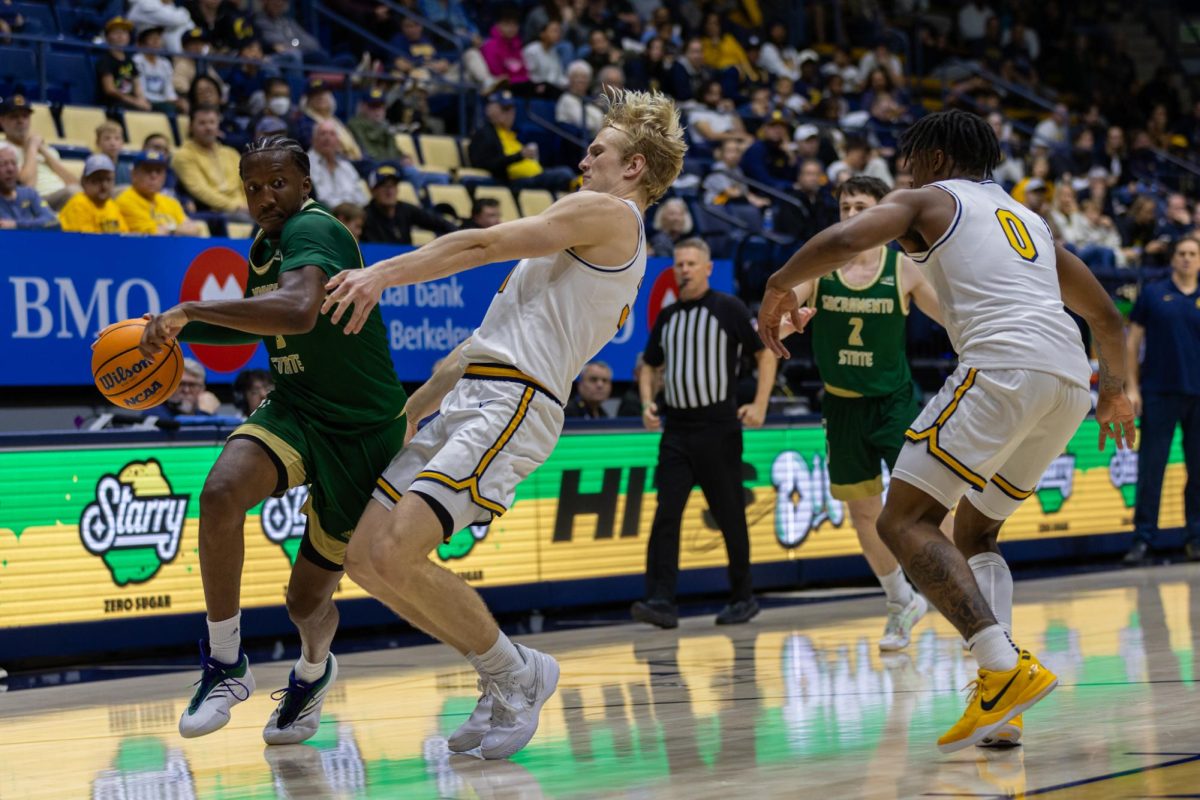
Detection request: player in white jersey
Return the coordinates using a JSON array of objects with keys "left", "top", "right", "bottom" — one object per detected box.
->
[
  {"left": 758, "top": 110, "right": 1136, "bottom": 752},
  {"left": 319, "top": 88, "right": 687, "bottom": 760}
]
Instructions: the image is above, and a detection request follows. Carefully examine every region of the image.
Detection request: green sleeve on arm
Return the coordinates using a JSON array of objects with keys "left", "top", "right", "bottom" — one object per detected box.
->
[
  {"left": 280, "top": 212, "right": 358, "bottom": 279},
  {"left": 178, "top": 321, "right": 262, "bottom": 345}
]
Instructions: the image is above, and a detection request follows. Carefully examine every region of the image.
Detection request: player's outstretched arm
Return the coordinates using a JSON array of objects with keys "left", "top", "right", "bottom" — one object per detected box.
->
[
  {"left": 323, "top": 192, "right": 635, "bottom": 335},
  {"left": 139, "top": 266, "right": 326, "bottom": 358},
  {"left": 760, "top": 192, "right": 922, "bottom": 357},
  {"left": 1053, "top": 243, "right": 1136, "bottom": 451}
]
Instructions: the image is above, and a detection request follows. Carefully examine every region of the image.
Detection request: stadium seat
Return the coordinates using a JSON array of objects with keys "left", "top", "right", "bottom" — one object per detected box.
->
[
  {"left": 31, "top": 103, "right": 59, "bottom": 143},
  {"left": 427, "top": 184, "right": 472, "bottom": 220},
  {"left": 517, "top": 189, "right": 553, "bottom": 217},
  {"left": 13, "top": 3, "right": 58, "bottom": 35},
  {"left": 45, "top": 53, "right": 95, "bottom": 106},
  {"left": 123, "top": 111, "right": 172, "bottom": 148},
  {"left": 0, "top": 46, "right": 37, "bottom": 86},
  {"left": 59, "top": 105, "right": 107, "bottom": 148},
  {"left": 418, "top": 134, "right": 461, "bottom": 171},
  {"left": 474, "top": 185, "right": 519, "bottom": 223},
  {"left": 174, "top": 114, "right": 189, "bottom": 146},
  {"left": 397, "top": 181, "right": 420, "bottom": 207},
  {"left": 411, "top": 228, "right": 435, "bottom": 245},
  {"left": 393, "top": 132, "right": 419, "bottom": 163},
  {"left": 226, "top": 222, "right": 255, "bottom": 239}
]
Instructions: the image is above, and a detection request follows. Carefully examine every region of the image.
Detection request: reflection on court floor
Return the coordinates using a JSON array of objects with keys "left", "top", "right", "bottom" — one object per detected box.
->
[{"left": 2, "top": 565, "right": 1199, "bottom": 799}]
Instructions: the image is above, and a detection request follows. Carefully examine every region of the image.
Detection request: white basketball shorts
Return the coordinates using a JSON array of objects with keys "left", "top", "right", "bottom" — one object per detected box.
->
[
  {"left": 372, "top": 364, "right": 565, "bottom": 535},
  {"left": 893, "top": 364, "right": 1091, "bottom": 520}
]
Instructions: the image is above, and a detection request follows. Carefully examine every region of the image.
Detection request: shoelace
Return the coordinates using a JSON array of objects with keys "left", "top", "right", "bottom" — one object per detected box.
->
[
  {"left": 960, "top": 678, "right": 982, "bottom": 704},
  {"left": 485, "top": 675, "right": 525, "bottom": 727},
  {"left": 269, "top": 674, "right": 315, "bottom": 727},
  {"left": 882, "top": 610, "right": 903, "bottom": 637},
  {"left": 191, "top": 657, "right": 251, "bottom": 708}
]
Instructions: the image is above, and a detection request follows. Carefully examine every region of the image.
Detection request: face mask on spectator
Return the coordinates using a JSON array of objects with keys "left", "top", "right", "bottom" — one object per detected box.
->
[{"left": 268, "top": 97, "right": 291, "bottom": 116}]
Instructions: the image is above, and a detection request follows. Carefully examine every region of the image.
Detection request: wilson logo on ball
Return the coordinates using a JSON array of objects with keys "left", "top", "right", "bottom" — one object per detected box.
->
[{"left": 98, "top": 358, "right": 154, "bottom": 390}]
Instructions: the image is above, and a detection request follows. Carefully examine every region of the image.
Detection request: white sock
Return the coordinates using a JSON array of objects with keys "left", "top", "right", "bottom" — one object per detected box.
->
[
  {"left": 877, "top": 566, "right": 914, "bottom": 607},
  {"left": 968, "top": 552, "right": 1013, "bottom": 635},
  {"left": 207, "top": 612, "right": 242, "bottom": 665},
  {"left": 294, "top": 654, "right": 327, "bottom": 683},
  {"left": 968, "top": 624, "right": 1019, "bottom": 672},
  {"left": 466, "top": 651, "right": 485, "bottom": 677},
  {"left": 476, "top": 633, "right": 525, "bottom": 679}
]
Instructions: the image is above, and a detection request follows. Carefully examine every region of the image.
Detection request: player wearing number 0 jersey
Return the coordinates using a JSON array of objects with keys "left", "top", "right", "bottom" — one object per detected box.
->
[
  {"left": 320, "top": 88, "right": 687, "bottom": 760},
  {"left": 760, "top": 110, "right": 1136, "bottom": 753}
]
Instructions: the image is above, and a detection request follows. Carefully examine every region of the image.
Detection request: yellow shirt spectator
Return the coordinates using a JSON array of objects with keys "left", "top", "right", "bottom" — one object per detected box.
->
[
  {"left": 117, "top": 186, "right": 187, "bottom": 234},
  {"left": 497, "top": 126, "right": 542, "bottom": 180},
  {"left": 172, "top": 109, "right": 247, "bottom": 213},
  {"left": 59, "top": 191, "right": 129, "bottom": 233},
  {"left": 58, "top": 154, "right": 128, "bottom": 234}
]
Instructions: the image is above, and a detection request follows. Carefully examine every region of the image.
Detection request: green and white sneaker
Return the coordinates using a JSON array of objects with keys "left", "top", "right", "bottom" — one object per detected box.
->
[
  {"left": 263, "top": 654, "right": 338, "bottom": 745},
  {"left": 879, "top": 594, "right": 928, "bottom": 651},
  {"left": 179, "top": 640, "right": 256, "bottom": 738}
]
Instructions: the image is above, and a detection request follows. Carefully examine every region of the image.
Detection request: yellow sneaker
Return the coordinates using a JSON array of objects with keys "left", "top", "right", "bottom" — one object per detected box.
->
[
  {"left": 938, "top": 650, "right": 1056, "bottom": 753},
  {"left": 978, "top": 714, "right": 1022, "bottom": 747}
]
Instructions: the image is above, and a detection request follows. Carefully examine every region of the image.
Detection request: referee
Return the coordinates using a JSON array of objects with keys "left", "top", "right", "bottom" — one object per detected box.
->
[{"left": 632, "top": 238, "right": 777, "bottom": 628}]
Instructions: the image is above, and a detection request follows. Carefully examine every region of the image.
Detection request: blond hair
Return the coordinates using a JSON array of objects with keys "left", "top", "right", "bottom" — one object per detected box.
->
[
  {"left": 600, "top": 87, "right": 686, "bottom": 204},
  {"left": 95, "top": 120, "right": 123, "bottom": 142}
]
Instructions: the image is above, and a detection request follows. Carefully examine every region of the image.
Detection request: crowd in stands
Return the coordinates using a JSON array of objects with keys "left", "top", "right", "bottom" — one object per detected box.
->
[{"left": 1, "top": 1, "right": 1199, "bottom": 367}]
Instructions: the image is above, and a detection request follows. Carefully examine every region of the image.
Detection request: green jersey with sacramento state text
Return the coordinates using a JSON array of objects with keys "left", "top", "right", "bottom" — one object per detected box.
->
[
  {"left": 810, "top": 247, "right": 912, "bottom": 398},
  {"left": 246, "top": 199, "right": 406, "bottom": 431}
]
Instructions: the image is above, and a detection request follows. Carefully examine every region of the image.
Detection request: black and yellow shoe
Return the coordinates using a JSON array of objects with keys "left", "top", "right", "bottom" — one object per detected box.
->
[
  {"left": 978, "top": 714, "right": 1022, "bottom": 748},
  {"left": 938, "top": 650, "right": 1055, "bottom": 753}
]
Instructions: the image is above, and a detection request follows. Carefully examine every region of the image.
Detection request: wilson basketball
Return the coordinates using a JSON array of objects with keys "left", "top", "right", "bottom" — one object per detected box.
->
[{"left": 92, "top": 318, "right": 184, "bottom": 410}]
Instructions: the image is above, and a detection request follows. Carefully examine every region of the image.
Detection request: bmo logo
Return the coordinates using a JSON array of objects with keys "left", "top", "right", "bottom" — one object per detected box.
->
[
  {"left": 179, "top": 247, "right": 259, "bottom": 373},
  {"left": 9, "top": 277, "right": 161, "bottom": 339}
]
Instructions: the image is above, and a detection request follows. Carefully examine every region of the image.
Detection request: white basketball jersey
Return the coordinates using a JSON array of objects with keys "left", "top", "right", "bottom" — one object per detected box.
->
[
  {"left": 464, "top": 198, "right": 647, "bottom": 401},
  {"left": 906, "top": 179, "right": 1091, "bottom": 387}
]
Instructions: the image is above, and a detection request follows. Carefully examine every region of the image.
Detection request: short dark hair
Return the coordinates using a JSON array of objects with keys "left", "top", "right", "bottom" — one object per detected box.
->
[
  {"left": 240, "top": 135, "right": 309, "bottom": 178},
  {"left": 471, "top": 197, "right": 500, "bottom": 216},
  {"left": 332, "top": 201, "right": 365, "bottom": 222},
  {"left": 836, "top": 175, "right": 890, "bottom": 201},
  {"left": 844, "top": 135, "right": 870, "bottom": 153},
  {"left": 1174, "top": 235, "right": 1200, "bottom": 256},
  {"left": 142, "top": 132, "right": 169, "bottom": 148},
  {"left": 899, "top": 109, "right": 1000, "bottom": 180}
]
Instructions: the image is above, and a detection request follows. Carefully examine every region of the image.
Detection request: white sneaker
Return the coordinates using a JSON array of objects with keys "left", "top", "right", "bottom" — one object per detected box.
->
[
  {"left": 263, "top": 654, "right": 338, "bottom": 745},
  {"left": 179, "top": 641, "right": 256, "bottom": 738},
  {"left": 879, "top": 594, "right": 928, "bottom": 651},
  {"left": 479, "top": 645, "right": 560, "bottom": 760},
  {"left": 448, "top": 678, "right": 494, "bottom": 753}
]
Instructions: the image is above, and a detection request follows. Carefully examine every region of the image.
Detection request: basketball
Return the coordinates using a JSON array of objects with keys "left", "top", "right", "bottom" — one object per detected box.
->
[{"left": 91, "top": 318, "right": 184, "bottom": 410}]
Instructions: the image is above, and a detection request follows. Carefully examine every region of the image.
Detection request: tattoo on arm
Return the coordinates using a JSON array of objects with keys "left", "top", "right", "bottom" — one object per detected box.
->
[
  {"left": 905, "top": 539, "right": 997, "bottom": 639},
  {"left": 1094, "top": 339, "right": 1123, "bottom": 394}
]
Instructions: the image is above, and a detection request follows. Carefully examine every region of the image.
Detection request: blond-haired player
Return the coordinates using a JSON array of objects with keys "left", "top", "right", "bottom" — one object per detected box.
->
[{"left": 321, "top": 89, "right": 686, "bottom": 759}]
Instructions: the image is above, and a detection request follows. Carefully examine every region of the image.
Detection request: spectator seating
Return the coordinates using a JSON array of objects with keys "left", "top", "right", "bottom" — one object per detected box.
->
[
  {"left": 397, "top": 181, "right": 421, "bottom": 207},
  {"left": 517, "top": 189, "right": 553, "bottom": 217},
  {"left": 60, "top": 105, "right": 106, "bottom": 148},
  {"left": 31, "top": 103, "right": 58, "bottom": 142},
  {"left": 393, "top": 133, "right": 419, "bottom": 163},
  {"left": 123, "top": 111, "right": 173, "bottom": 148},
  {"left": 474, "top": 185, "right": 519, "bottom": 223},
  {"left": 427, "top": 183, "right": 472, "bottom": 220},
  {"left": 44, "top": 52, "right": 94, "bottom": 106},
  {"left": 0, "top": 46, "right": 37, "bottom": 87},
  {"left": 419, "top": 134, "right": 490, "bottom": 180},
  {"left": 173, "top": 115, "right": 189, "bottom": 147}
]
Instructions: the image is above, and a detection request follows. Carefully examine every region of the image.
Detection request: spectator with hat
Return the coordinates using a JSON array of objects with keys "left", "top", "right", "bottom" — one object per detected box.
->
[
  {"left": 117, "top": 151, "right": 205, "bottom": 236},
  {"left": 0, "top": 143, "right": 60, "bottom": 231},
  {"left": 127, "top": 0, "right": 194, "bottom": 52},
  {"left": 173, "top": 28, "right": 225, "bottom": 104},
  {"left": 348, "top": 88, "right": 401, "bottom": 163},
  {"left": 134, "top": 25, "right": 183, "bottom": 114},
  {"left": 309, "top": 120, "right": 369, "bottom": 209},
  {"left": 98, "top": 17, "right": 152, "bottom": 112},
  {"left": 360, "top": 163, "right": 457, "bottom": 245},
  {"left": 740, "top": 111, "right": 796, "bottom": 192},
  {"left": 172, "top": 105, "right": 250, "bottom": 220},
  {"left": 59, "top": 155, "right": 129, "bottom": 234},
  {"left": 468, "top": 91, "right": 576, "bottom": 190},
  {"left": 296, "top": 79, "right": 361, "bottom": 159},
  {"left": 0, "top": 93, "right": 80, "bottom": 210}
]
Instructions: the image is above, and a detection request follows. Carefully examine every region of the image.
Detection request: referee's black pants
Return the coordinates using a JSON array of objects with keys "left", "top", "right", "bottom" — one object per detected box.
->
[{"left": 644, "top": 418, "right": 753, "bottom": 604}]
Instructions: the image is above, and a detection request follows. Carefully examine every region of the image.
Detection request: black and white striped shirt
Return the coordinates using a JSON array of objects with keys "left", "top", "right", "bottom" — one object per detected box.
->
[{"left": 644, "top": 290, "right": 762, "bottom": 423}]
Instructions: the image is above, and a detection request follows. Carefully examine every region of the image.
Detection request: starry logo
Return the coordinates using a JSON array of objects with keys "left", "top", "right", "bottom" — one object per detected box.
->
[
  {"left": 79, "top": 460, "right": 188, "bottom": 586},
  {"left": 1034, "top": 454, "right": 1076, "bottom": 513},
  {"left": 770, "top": 451, "right": 844, "bottom": 549},
  {"left": 1109, "top": 448, "right": 1138, "bottom": 508},
  {"left": 261, "top": 485, "right": 310, "bottom": 565},
  {"left": 438, "top": 523, "right": 490, "bottom": 561}
]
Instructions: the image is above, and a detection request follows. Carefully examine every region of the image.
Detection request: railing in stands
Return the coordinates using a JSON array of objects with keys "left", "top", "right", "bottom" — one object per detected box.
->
[{"left": 310, "top": 0, "right": 474, "bottom": 137}]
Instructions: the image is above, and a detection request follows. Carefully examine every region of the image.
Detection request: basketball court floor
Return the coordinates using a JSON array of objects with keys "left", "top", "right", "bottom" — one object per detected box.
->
[{"left": 2, "top": 563, "right": 1199, "bottom": 799}]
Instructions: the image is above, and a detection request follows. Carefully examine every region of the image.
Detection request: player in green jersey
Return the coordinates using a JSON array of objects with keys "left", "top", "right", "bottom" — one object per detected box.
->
[
  {"left": 783, "top": 176, "right": 951, "bottom": 650},
  {"left": 139, "top": 137, "right": 408, "bottom": 744}
]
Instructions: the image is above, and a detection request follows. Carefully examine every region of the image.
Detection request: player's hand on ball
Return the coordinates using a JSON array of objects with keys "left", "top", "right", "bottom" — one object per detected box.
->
[
  {"left": 139, "top": 306, "right": 188, "bottom": 358},
  {"left": 323, "top": 267, "right": 385, "bottom": 335},
  {"left": 1096, "top": 390, "right": 1137, "bottom": 451}
]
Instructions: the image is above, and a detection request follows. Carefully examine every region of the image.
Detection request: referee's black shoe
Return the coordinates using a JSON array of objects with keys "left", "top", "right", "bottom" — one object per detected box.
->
[
  {"left": 631, "top": 599, "right": 678, "bottom": 629},
  {"left": 715, "top": 598, "right": 760, "bottom": 625}
]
